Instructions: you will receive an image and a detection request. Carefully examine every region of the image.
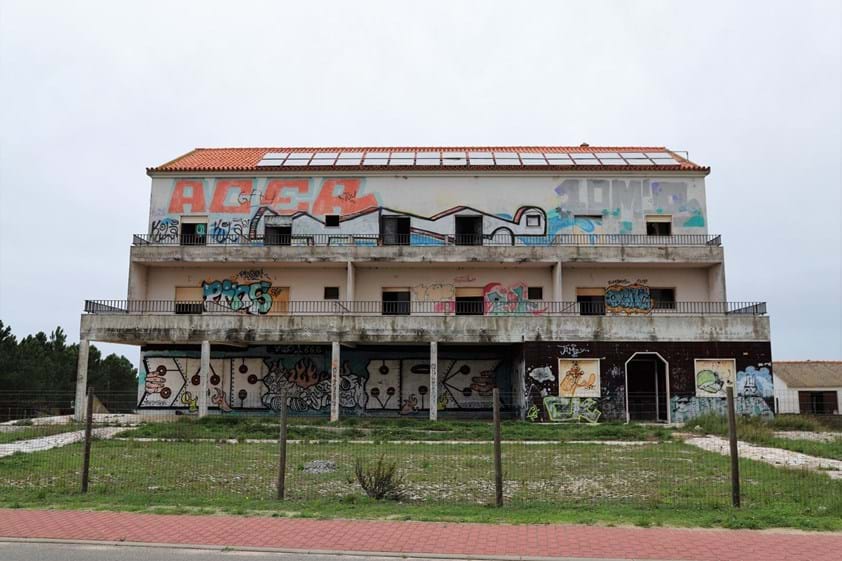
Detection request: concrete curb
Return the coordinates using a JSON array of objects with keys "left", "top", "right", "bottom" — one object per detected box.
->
[{"left": 0, "top": 537, "right": 683, "bottom": 561}]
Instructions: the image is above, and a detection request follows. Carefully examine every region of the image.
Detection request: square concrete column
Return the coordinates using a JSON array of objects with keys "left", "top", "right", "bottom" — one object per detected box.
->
[
  {"left": 198, "top": 340, "right": 210, "bottom": 417},
  {"left": 330, "top": 342, "right": 340, "bottom": 422},
  {"left": 74, "top": 339, "right": 90, "bottom": 422},
  {"left": 346, "top": 261, "right": 355, "bottom": 303},
  {"left": 552, "top": 260, "right": 562, "bottom": 302},
  {"left": 429, "top": 341, "right": 438, "bottom": 421}
]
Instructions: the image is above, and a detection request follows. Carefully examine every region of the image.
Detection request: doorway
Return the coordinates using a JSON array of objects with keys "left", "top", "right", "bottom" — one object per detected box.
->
[{"left": 625, "top": 353, "right": 669, "bottom": 422}]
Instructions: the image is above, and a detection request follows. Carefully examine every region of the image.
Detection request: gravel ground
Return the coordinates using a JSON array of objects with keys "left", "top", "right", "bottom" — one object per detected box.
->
[{"left": 0, "top": 428, "right": 125, "bottom": 458}]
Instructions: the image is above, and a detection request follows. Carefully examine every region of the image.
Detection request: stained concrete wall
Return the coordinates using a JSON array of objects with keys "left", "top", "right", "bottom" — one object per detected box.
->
[{"left": 560, "top": 267, "right": 713, "bottom": 302}]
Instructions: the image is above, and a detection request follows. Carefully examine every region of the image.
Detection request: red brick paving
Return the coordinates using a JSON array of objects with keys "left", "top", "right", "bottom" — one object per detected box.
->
[{"left": 0, "top": 509, "right": 839, "bottom": 560}]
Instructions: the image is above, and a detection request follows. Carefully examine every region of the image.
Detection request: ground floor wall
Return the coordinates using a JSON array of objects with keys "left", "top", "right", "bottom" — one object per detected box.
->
[
  {"left": 523, "top": 341, "right": 774, "bottom": 423},
  {"left": 138, "top": 344, "right": 514, "bottom": 416}
]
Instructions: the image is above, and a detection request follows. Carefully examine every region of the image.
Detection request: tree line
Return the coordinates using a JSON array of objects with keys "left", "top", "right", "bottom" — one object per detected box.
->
[{"left": 0, "top": 321, "right": 138, "bottom": 420}]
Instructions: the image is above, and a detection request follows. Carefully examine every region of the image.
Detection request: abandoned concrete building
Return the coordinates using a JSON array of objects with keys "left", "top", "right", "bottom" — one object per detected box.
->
[{"left": 77, "top": 146, "right": 773, "bottom": 423}]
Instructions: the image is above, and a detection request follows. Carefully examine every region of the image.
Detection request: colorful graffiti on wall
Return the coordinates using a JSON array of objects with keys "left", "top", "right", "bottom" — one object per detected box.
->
[
  {"left": 558, "top": 359, "right": 600, "bottom": 397},
  {"left": 483, "top": 282, "right": 546, "bottom": 315},
  {"left": 671, "top": 395, "right": 773, "bottom": 423},
  {"left": 202, "top": 279, "right": 273, "bottom": 314},
  {"left": 138, "top": 347, "right": 509, "bottom": 415},
  {"left": 694, "top": 359, "right": 736, "bottom": 398},
  {"left": 605, "top": 279, "right": 651, "bottom": 314}
]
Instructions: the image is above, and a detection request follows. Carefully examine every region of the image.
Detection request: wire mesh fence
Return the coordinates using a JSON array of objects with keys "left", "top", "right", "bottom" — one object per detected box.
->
[{"left": 0, "top": 389, "right": 840, "bottom": 514}]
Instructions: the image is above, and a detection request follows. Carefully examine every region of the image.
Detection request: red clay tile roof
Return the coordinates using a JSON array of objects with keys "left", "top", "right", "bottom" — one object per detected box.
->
[{"left": 148, "top": 146, "right": 708, "bottom": 174}]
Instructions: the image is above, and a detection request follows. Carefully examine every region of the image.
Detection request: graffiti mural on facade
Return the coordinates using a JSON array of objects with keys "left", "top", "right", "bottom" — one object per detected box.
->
[
  {"left": 558, "top": 359, "right": 600, "bottom": 397},
  {"left": 737, "top": 366, "right": 773, "bottom": 398},
  {"left": 543, "top": 396, "right": 601, "bottom": 424},
  {"left": 671, "top": 395, "right": 773, "bottom": 423},
  {"left": 483, "top": 282, "right": 546, "bottom": 315},
  {"left": 202, "top": 279, "right": 273, "bottom": 314},
  {"left": 605, "top": 279, "right": 651, "bottom": 314},
  {"left": 210, "top": 218, "right": 249, "bottom": 244},
  {"left": 694, "top": 359, "right": 736, "bottom": 398},
  {"left": 412, "top": 283, "right": 455, "bottom": 313},
  {"left": 150, "top": 218, "right": 179, "bottom": 242},
  {"left": 262, "top": 356, "right": 331, "bottom": 413}
]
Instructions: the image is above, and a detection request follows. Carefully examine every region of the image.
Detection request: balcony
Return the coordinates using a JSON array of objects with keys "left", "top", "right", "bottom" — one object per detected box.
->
[
  {"left": 130, "top": 233, "right": 725, "bottom": 266},
  {"left": 80, "top": 299, "right": 770, "bottom": 345},
  {"left": 133, "top": 233, "right": 722, "bottom": 247}
]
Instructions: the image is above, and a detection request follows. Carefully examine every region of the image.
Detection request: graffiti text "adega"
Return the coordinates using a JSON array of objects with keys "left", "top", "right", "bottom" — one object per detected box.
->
[{"left": 168, "top": 179, "right": 379, "bottom": 216}]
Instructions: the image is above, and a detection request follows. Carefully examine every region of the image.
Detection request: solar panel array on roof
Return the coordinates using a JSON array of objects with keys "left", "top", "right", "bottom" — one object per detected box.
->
[{"left": 254, "top": 150, "right": 683, "bottom": 167}]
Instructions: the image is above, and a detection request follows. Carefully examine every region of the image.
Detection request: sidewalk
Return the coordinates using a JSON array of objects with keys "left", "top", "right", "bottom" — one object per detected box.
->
[{"left": 1, "top": 509, "right": 840, "bottom": 561}]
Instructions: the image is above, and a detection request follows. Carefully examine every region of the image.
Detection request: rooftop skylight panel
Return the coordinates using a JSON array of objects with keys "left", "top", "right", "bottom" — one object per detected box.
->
[
  {"left": 257, "top": 159, "right": 283, "bottom": 167},
  {"left": 336, "top": 152, "right": 363, "bottom": 165},
  {"left": 416, "top": 152, "right": 441, "bottom": 165},
  {"left": 363, "top": 153, "right": 389, "bottom": 165},
  {"left": 545, "top": 153, "right": 574, "bottom": 165},
  {"left": 284, "top": 152, "right": 313, "bottom": 165},
  {"left": 494, "top": 152, "right": 520, "bottom": 164},
  {"left": 596, "top": 152, "right": 622, "bottom": 159},
  {"left": 645, "top": 152, "right": 672, "bottom": 159},
  {"left": 442, "top": 151, "right": 467, "bottom": 165},
  {"left": 571, "top": 152, "right": 597, "bottom": 159},
  {"left": 597, "top": 158, "right": 628, "bottom": 165},
  {"left": 263, "top": 152, "right": 289, "bottom": 160},
  {"left": 314, "top": 152, "right": 338, "bottom": 159},
  {"left": 467, "top": 152, "right": 494, "bottom": 165},
  {"left": 620, "top": 152, "right": 648, "bottom": 159},
  {"left": 389, "top": 153, "right": 415, "bottom": 166},
  {"left": 520, "top": 153, "right": 548, "bottom": 165}
]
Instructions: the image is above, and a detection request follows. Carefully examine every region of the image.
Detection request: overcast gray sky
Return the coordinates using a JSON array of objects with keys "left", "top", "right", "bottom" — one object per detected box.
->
[{"left": 1, "top": 0, "right": 840, "bottom": 363}]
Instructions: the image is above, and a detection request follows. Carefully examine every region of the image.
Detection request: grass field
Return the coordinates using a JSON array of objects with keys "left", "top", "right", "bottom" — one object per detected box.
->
[
  {"left": 0, "top": 423, "right": 83, "bottom": 444},
  {"left": 119, "top": 416, "right": 674, "bottom": 442},
  {"left": 1, "top": 437, "right": 840, "bottom": 531}
]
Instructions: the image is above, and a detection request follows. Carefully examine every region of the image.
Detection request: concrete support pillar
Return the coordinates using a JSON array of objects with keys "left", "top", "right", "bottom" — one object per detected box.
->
[
  {"left": 198, "top": 340, "right": 210, "bottom": 417},
  {"left": 346, "top": 261, "right": 355, "bottom": 302},
  {"left": 74, "top": 339, "right": 90, "bottom": 422},
  {"left": 429, "top": 341, "right": 438, "bottom": 421},
  {"left": 330, "top": 342, "right": 340, "bottom": 422},
  {"left": 552, "top": 260, "right": 563, "bottom": 302}
]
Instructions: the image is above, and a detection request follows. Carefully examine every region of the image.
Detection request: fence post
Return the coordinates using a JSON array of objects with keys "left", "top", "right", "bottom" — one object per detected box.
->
[
  {"left": 493, "top": 387, "right": 503, "bottom": 507},
  {"left": 277, "top": 390, "right": 288, "bottom": 500},
  {"left": 726, "top": 384, "right": 741, "bottom": 508},
  {"left": 81, "top": 388, "right": 94, "bottom": 493}
]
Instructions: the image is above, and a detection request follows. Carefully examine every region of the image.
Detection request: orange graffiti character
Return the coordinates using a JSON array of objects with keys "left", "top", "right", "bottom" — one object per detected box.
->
[
  {"left": 168, "top": 180, "right": 206, "bottom": 213},
  {"left": 311, "top": 179, "right": 378, "bottom": 216},
  {"left": 209, "top": 180, "right": 253, "bottom": 213},
  {"left": 261, "top": 179, "right": 310, "bottom": 214}
]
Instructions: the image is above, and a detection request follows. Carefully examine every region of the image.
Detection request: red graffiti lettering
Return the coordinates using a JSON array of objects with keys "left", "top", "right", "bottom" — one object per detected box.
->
[
  {"left": 168, "top": 180, "right": 206, "bottom": 213},
  {"left": 209, "top": 180, "right": 253, "bottom": 213},
  {"left": 312, "top": 179, "right": 378, "bottom": 216},
  {"left": 261, "top": 179, "right": 310, "bottom": 214}
]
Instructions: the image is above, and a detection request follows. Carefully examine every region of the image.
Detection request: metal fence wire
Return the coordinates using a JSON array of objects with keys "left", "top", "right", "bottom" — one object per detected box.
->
[{"left": 0, "top": 389, "right": 840, "bottom": 514}]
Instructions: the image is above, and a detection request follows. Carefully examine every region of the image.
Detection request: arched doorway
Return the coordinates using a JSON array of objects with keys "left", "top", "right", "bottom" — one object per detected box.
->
[{"left": 624, "top": 352, "right": 670, "bottom": 423}]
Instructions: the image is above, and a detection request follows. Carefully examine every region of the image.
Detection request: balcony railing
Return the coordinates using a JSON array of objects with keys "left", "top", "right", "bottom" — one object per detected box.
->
[
  {"left": 132, "top": 233, "right": 722, "bottom": 247},
  {"left": 84, "top": 300, "right": 766, "bottom": 316}
]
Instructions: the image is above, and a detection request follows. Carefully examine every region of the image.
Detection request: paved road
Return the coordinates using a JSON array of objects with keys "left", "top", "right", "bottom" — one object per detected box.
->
[{"left": 1, "top": 542, "right": 496, "bottom": 561}]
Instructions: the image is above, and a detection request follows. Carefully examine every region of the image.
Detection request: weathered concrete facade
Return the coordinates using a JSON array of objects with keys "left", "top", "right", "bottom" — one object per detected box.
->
[{"left": 78, "top": 146, "right": 772, "bottom": 422}]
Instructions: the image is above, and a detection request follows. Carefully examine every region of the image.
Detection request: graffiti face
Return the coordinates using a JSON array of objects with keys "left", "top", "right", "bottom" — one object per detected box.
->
[
  {"left": 202, "top": 279, "right": 273, "bottom": 315},
  {"left": 262, "top": 357, "right": 331, "bottom": 413},
  {"left": 605, "top": 280, "right": 651, "bottom": 314},
  {"left": 483, "top": 282, "right": 546, "bottom": 315},
  {"left": 558, "top": 359, "right": 600, "bottom": 398},
  {"left": 694, "top": 359, "right": 736, "bottom": 398},
  {"left": 338, "top": 362, "right": 368, "bottom": 409}
]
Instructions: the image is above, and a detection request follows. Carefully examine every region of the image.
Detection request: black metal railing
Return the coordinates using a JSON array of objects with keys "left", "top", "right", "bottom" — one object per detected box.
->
[
  {"left": 84, "top": 300, "right": 766, "bottom": 316},
  {"left": 132, "top": 233, "right": 722, "bottom": 247}
]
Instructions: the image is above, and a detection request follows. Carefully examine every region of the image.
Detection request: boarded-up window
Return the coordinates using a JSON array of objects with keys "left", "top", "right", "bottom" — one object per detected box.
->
[
  {"left": 798, "top": 391, "right": 839, "bottom": 415},
  {"left": 268, "top": 287, "right": 290, "bottom": 314},
  {"left": 175, "top": 287, "right": 203, "bottom": 314}
]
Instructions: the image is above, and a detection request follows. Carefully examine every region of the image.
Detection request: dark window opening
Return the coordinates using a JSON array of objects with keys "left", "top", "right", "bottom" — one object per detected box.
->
[
  {"left": 381, "top": 215, "right": 410, "bottom": 245},
  {"left": 646, "top": 219, "right": 672, "bottom": 236},
  {"left": 324, "top": 287, "right": 339, "bottom": 300},
  {"left": 455, "top": 296, "right": 484, "bottom": 315},
  {"left": 180, "top": 222, "right": 207, "bottom": 245},
  {"left": 265, "top": 225, "right": 292, "bottom": 246},
  {"left": 799, "top": 391, "right": 839, "bottom": 415},
  {"left": 175, "top": 302, "right": 203, "bottom": 315},
  {"left": 649, "top": 288, "right": 676, "bottom": 309},
  {"left": 382, "top": 290, "right": 410, "bottom": 315},
  {"left": 527, "top": 287, "right": 543, "bottom": 300},
  {"left": 577, "top": 295, "right": 605, "bottom": 316},
  {"left": 325, "top": 215, "right": 340, "bottom": 227},
  {"left": 455, "top": 216, "right": 483, "bottom": 245}
]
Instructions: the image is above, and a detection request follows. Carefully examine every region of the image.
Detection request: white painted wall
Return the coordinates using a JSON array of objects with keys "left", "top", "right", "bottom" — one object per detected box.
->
[{"left": 774, "top": 375, "right": 842, "bottom": 414}]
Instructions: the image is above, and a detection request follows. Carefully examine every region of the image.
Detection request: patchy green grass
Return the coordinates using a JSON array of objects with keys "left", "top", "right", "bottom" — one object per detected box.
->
[
  {"left": 0, "top": 439, "right": 839, "bottom": 531},
  {"left": 691, "top": 414, "right": 842, "bottom": 461},
  {"left": 119, "top": 416, "right": 673, "bottom": 442},
  {"left": 0, "top": 424, "right": 83, "bottom": 444}
]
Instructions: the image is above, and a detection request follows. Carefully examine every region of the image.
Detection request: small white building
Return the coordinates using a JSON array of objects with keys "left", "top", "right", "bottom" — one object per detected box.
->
[{"left": 774, "top": 362, "right": 842, "bottom": 415}]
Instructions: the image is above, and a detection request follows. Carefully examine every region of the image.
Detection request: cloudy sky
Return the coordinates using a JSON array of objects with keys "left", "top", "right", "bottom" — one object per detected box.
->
[{"left": 0, "top": 0, "right": 840, "bottom": 363}]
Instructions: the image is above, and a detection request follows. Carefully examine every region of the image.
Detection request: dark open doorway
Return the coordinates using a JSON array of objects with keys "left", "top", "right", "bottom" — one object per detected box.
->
[{"left": 625, "top": 353, "right": 669, "bottom": 422}]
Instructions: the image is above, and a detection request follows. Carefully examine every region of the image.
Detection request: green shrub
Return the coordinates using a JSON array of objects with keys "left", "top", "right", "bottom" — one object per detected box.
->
[{"left": 354, "top": 455, "right": 406, "bottom": 500}]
